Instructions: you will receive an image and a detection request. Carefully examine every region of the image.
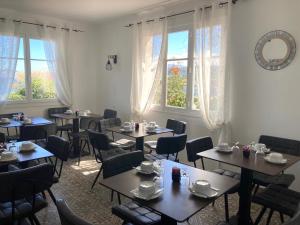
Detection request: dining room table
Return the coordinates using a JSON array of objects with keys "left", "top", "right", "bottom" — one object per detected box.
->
[
  {"left": 197, "top": 147, "right": 300, "bottom": 225},
  {"left": 0, "top": 141, "right": 54, "bottom": 169},
  {"left": 106, "top": 123, "right": 173, "bottom": 152},
  {"left": 100, "top": 159, "right": 239, "bottom": 225},
  {"left": 51, "top": 113, "right": 101, "bottom": 157}
]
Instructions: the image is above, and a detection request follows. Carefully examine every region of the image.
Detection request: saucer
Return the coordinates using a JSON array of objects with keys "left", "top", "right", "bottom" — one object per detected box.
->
[
  {"left": 214, "top": 146, "right": 233, "bottom": 153},
  {"left": 188, "top": 186, "right": 218, "bottom": 199},
  {"left": 264, "top": 156, "right": 287, "bottom": 165},
  {"left": 135, "top": 166, "right": 156, "bottom": 175},
  {"left": 120, "top": 128, "right": 133, "bottom": 133},
  {"left": 131, "top": 187, "right": 163, "bottom": 200},
  {"left": 0, "top": 121, "right": 10, "bottom": 125}
]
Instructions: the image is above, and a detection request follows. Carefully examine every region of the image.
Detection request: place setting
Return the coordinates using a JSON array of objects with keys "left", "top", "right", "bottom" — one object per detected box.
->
[
  {"left": 21, "top": 117, "right": 33, "bottom": 125},
  {"left": 120, "top": 121, "right": 134, "bottom": 133},
  {"left": 130, "top": 180, "right": 164, "bottom": 201},
  {"left": 264, "top": 152, "right": 287, "bottom": 165},
  {"left": 0, "top": 143, "right": 18, "bottom": 162},
  {"left": 145, "top": 121, "right": 159, "bottom": 133},
  {"left": 214, "top": 142, "right": 233, "bottom": 153},
  {"left": 64, "top": 109, "right": 73, "bottom": 115},
  {"left": 134, "top": 160, "right": 161, "bottom": 175},
  {"left": 0, "top": 117, "right": 11, "bottom": 125},
  {"left": 18, "top": 141, "right": 36, "bottom": 153},
  {"left": 188, "top": 180, "right": 219, "bottom": 199}
]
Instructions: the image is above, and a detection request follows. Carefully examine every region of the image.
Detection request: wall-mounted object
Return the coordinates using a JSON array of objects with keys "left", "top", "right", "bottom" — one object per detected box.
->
[
  {"left": 255, "top": 30, "right": 296, "bottom": 71},
  {"left": 105, "top": 55, "right": 117, "bottom": 71}
]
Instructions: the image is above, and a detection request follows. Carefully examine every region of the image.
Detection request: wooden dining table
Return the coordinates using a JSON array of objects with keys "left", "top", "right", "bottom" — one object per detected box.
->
[
  {"left": 106, "top": 124, "right": 173, "bottom": 152},
  {"left": 51, "top": 113, "right": 101, "bottom": 157},
  {"left": 100, "top": 159, "right": 239, "bottom": 225},
  {"left": 198, "top": 148, "right": 300, "bottom": 225}
]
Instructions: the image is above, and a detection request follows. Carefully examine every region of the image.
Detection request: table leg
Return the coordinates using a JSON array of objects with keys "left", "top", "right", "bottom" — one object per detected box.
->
[
  {"left": 238, "top": 168, "right": 254, "bottom": 225},
  {"left": 136, "top": 137, "right": 144, "bottom": 152},
  {"left": 161, "top": 215, "right": 177, "bottom": 225},
  {"left": 72, "top": 118, "right": 80, "bottom": 157}
]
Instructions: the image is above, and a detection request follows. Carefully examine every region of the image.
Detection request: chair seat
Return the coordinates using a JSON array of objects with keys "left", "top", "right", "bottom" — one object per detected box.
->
[
  {"left": 110, "top": 139, "right": 136, "bottom": 150},
  {"left": 252, "top": 184, "right": 300, "bottom": 217},
  {"left": 212, "top": 169, "right": 240, "bottom": 193},
  {"left": 112, "top": 201, "right": 161, "bottom": 225},
  {"left": 144, "top": 153, "right": 176, "bottom": 162},
  {"left": 0, "top": 194, "right": 47, "bottom": 225},
  {"left": 101, "top": 148, "right": 127, "bottom": 161},
  {"left": 253, "top": 172, "right": 295, "bottom": 187},
  {"left": 144, "top": 141, "right": 157, "bottom": 149}
]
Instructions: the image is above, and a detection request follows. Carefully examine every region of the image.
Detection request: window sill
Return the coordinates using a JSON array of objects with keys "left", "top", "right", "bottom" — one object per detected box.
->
[
  {"left": 5, "top": 99, "right": 62, "bottom": 108},
  {"left": 150, "top": 106, "right": 202, "bottom": 119}
]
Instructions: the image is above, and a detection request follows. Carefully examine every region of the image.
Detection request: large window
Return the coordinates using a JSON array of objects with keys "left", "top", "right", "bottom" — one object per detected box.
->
[{"left": 8, "top": 36, "right": 56, "bottom": 102}]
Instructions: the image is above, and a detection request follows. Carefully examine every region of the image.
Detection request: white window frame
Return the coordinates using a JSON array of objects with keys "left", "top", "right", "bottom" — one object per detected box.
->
[{"left": 7, "top": 33, "right": 57, "bottom": 105}]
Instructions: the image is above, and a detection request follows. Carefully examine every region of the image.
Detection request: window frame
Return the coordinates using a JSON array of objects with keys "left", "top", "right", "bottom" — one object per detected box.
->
[
  {"left": 152, "top": 23, "right": 201, "bottom": 117},
  {"left": 7, "top": 33, "right": 57, "bottom": 105}
]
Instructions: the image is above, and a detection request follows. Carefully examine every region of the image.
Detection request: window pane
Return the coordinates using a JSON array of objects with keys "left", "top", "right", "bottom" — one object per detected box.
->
[
  {"left": 31, "top": 60, "right": 56, "bottom": 99},
  {"left": 30, "top": 39, "right": 47, "bottom": 60},
  {"left": 18, "top": 38, "right": 24, "bottom": 59},
  {"left": 166, "top": 60, "right": 187, "bottom": 108},
  {"left": 167, "top": 30, "right": 189, "bottom": 59},
  {"left": 9, "top": 60, "right": 26, "bottom": 101}
]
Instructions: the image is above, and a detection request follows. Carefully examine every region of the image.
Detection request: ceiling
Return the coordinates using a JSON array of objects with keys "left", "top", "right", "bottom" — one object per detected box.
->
[{"left": 0, "top": 0, "right": 178, "bottom": 23}]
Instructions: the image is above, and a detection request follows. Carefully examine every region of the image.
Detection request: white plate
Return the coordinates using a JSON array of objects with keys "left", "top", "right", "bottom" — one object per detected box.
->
[
  {"left": 264, "top": 156, "right": 287, "bottom": 165},
  {"left": 135, "top": 166, "right": 157, "bottom": 175},
  {"left": 64, "top": 112, "right": 73, "bottom": 115},
  {"left": 0, "top": 154, "right": 17, "bottom": 162},
  {"left": 214, "top": 146, "right": 233, "bottom": 153},
  {"left": 131, "top": 188, "right": 163, "bottom": 200},
  {"left": 120, "top": 128, "right": 133, "bottom": 133},
  {"left": 188, "top": 186, "right": 218, "bottom": 199}
]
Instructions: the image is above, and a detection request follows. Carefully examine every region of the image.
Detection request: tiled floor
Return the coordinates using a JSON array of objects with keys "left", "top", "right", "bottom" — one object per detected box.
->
[{"left": 36, "top": 155, "right": 283, "bottom": 225}]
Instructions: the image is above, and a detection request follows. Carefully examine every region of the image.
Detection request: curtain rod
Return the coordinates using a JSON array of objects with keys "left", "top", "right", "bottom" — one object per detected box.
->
[
  {"left": 124, "top": 0, "right": 238, "bottom": 27},
  {"left": 0, "top": 18, "right": 84, "bottom": 32}
]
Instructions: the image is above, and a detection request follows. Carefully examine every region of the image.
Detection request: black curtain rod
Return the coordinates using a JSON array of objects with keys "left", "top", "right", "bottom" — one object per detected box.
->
[
  {"left": 124, "top": 0, "right": 238, "bottom": 27},
  {"left": 0, "top": 18, "right": 84, "bottom": 32}
]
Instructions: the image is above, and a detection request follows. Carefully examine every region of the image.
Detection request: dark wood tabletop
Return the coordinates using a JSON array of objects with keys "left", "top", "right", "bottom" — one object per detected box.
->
[
  {"left": 106, "top": 124, "right": 173, "bottom": 139},
  {"left": 51, "top": 113, "right": 101, "bottom": 120},
  {"left": 0, "top": 117, "right": 53, "bottom": 128},
  {"left": 198, "top": 148, "right": 300, "bottom": 176},
  {"left": 0, "top": 141, "right": 53, "bottom": 166},
  {"left": 100, "top": 160, "right": 239, "bottom": 223}
]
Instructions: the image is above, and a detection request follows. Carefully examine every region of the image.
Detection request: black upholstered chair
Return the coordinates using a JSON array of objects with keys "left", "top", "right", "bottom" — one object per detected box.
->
[
  {"left": 0, "top": 132, "right": 5, "bottom": 143},
  {"left": 87, "top": 130, "right": 127, "bottom": 189},
  {"left": 45, "top": 135, "right": 70, "bottom": 183},
  {"left": 103, "top": 151, "right": 143, "bottom": 203},
  {"left": 252, "top": 135, "right": 300, "bottom": 194},
  {"left": 48, "top": 107, "right": 73, "bottom": 137},
  {"left": 99, "top": 118, "right": 135, "bottom": 150},
  {"left": 0, "top": 163, "right": 55, "bottom": 225},
  {"left": 144, "top": 119, "right": 186, "bottom": 153},
  {"left": 57, "top": 199, "right": 93, "bottom": 225},
  {"left": 103, "top": 109, "right": 117, "bottom": 119},
  {"left": 185, "top": 137, "right": 240, "bottom": 222},
  {"left": 145, "top": 134, "right": 187, "bottom": 162},
  {"left": 19, "top": 125, "right": 48, "bottom": 142},
  {"left": 253, "top": 184, "right": 300, "bottom": 225}
]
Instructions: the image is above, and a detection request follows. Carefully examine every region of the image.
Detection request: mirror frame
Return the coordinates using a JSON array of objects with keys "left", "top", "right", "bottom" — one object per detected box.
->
[{"left": 255, "top": 30, "right": 296, "bottom": 71}]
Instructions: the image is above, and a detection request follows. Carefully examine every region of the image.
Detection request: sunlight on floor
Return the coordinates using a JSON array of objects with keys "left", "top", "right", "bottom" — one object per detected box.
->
[{"left": 70, "top": 159, "right": 100, "bottom": 176}]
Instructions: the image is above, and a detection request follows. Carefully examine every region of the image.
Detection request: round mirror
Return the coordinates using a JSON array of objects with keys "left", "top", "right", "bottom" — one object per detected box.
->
[{"left": 255, "top": 30, "right": 296, "bottom": 71}]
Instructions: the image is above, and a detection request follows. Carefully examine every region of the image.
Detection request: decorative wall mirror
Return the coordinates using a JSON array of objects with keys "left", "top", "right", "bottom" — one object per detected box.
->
[{"left": 255, "top": 30, "right": 296, "bottom": 71}]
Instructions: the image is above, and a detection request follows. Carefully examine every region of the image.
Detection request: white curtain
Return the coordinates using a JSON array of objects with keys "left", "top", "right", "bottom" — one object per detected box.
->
[
  {"left": 40, "top": 26, "right": 72, "bottom": 106},
  {"left": 0, "top": 20, "right": 20, "bottom": 108},
  {"left": 193, "top": 1, "right": 232, "bottom": 143},
  {"left": 130, "top": 19, "right": 167, "bottom": 120}
]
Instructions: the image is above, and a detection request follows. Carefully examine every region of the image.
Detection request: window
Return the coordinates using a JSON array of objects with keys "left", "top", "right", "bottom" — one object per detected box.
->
[
  {"left": 153, "top": 24, "right": 222, "bottom": 114},
  {"left": 8, "top": 36, "right": 56, "bottom": 102}
]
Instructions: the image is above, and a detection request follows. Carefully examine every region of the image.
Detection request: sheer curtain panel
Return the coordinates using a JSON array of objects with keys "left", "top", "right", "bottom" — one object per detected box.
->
[
  {"left": 130, "top": 19, "right": 167, "bottom": 120},
  {"left": 0, "top": 20, "right": 20, "bottom": 108},
  {"left": 193, "top": 1, "right": 232, "bottom": 143}
]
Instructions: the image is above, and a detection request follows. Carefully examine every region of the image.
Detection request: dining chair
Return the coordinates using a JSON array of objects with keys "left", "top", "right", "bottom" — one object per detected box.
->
[
  {"left": 87, "top": 130, "right": 127, "bottom": 189},
  {"left": 252, "top": 135, "right": 300, "bottom": 195},
  {"left": 144, "top": 119, "right": 186, "bottom": 153},
  {"left": 0, "top": 163, "right": 55, "bottom": 225},
  {"left": 103, "top": 108, "right": 117, "bottom": 119},
  {"left": 185, "top": 137, "right": 241, "bottom": 222},
  {"left": 45, "top": 135, "right": 70, "bottom": 183},
  {"left": 145, "top": 134, "right": 187, "bottom": 162},
  {"left": 99, "top": 118, "right": 136, "bottom": 150},
  {"left": 48, "top": 107, "right": 73, "bottom": 137},
  {"left": 56, "top": 199, "right": 93, "bottom": 225},
  {"left": 0, "top": 132, "right": 5, "bottom": 143},
  {"left": 252, "top": 184, "right": 300, "bottom": 225},
  {"left": 103, "top": 150, "right": 143, "bottom": 203}
]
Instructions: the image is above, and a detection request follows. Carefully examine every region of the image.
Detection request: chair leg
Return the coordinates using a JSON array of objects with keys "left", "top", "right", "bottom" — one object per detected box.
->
[
  {"left": 47, "top": 188, "right": 57, "bottom": 205},
  {"left": 201, "top": 157, "right": 205, "bottom": 170},
  {"left": 193, "top": 161, "right": 197, "bottom": 168},
  {"left": 91, "top": 165, "right": 102, "bottom": 189},
  {"left": 117, "top": 193, "right": 121, "bottom": 204},
  {"left": 253, "top": 184, "right": 260, "bottom": 195},
  {"left": 224, "top": 194, "right": 229, "bottom": 222},
  {"left": 280, "top": 212, "right": 284, "bottom": 223},
  {"left": 111, "top": 190, "right": 114, "bottom": 201},
  {"left": 32, "top": 215, "right": 41, "bottom": 225},
  {"left": 254, "top": 207, "right": 267, "bottom": 225},
  {"left": 266, "top": 210, "right": 274, "bottom": 225}
]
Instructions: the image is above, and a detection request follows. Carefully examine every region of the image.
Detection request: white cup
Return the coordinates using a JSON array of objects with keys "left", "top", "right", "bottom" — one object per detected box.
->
[
  {"left": 218, "top": 143, "right": 229, "bottom": 150},
  {"left": 21, "top": 141, "right": 34, "bottom": 150},
  {"left": 149, "top": 122, "right": 157, "bottom": 127},
  {"left": 255, "top": 143, "right": 266, "bottom": 151},
  {"left": 269, "top": 152, "right": 283, "bottom": 162},
  {"left": 124, "top": 122, "right": 131, "bottom": 127},
  {"left": 23, "top": 118, "right": 32, "bottom": 124},
  {"left": 65, "top": 110, "right": 73, "bottom": 114},
  {"left": 123, "top": 125, "right": 132, "bottom": 131},
  {"left": 139, "top": 181, "right": 156, "bottom": 197},
  {"left": 1, "top": 118, "right": 10, "bottom": 123},
  {"left": 140, "top": 161, "right": 154, "bottom": 173},
  {"left": 1, "top": 151, "right": 13, "bottom": 160},
  {"left": 193, "top": 180, "right": 211, "bottom": 193}
]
